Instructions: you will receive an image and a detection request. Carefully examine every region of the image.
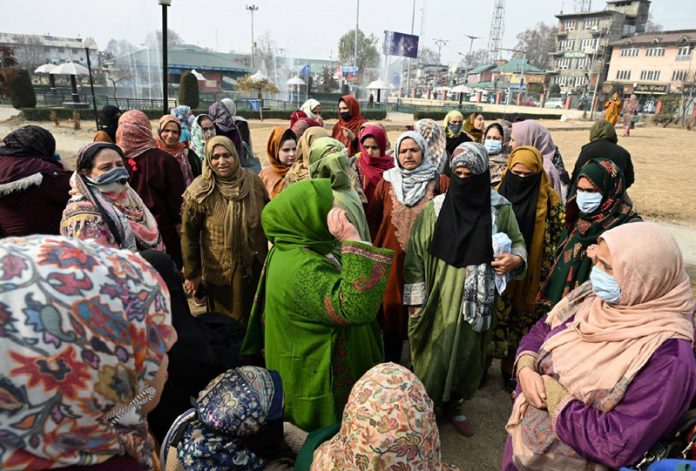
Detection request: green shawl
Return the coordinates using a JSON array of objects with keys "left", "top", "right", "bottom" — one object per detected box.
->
[{"left": 589, "top": 119, "right": 618, "bottom": 143}]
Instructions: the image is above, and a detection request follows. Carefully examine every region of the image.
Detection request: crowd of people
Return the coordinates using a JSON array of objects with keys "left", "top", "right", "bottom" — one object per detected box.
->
[{"left": 0, "top": 92, "right": 694, "bottom": 471}]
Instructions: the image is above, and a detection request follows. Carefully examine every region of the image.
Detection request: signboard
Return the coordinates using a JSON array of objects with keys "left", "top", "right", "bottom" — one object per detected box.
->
[
  {"left": 383, "top": 31, "right": 420, "bottom": 59},
  {"left": 633, "top": 83, "right": 670, "bottom": 95},
  {"left": 564, "top": 51, "right": 586, "bottom": 58},
  {"left": 341, "top": 66, "right": 359, "bottom": 82}
]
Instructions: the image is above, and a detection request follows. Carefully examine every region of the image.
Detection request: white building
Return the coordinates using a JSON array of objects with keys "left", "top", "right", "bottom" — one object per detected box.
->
[{"left": 0, "top": 32, "right": 98, "bottom": 70}]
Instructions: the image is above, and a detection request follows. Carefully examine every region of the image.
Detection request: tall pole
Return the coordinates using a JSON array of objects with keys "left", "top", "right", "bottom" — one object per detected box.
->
[
  {"left": 462, "top": 34, "right": 479, "bottom": 84},
  {"left": 354, "top": 0, "right": 360, "bottom": 68},
  {"left": 160, "top": 0, "right": 170, "bottom": 115},
  {"left": 405, "top": 0, "right": 416, "bottom": 96},
  {"left": 590, "top": 28, "right": 605, "bottom": 118},
  {"left": 246, "top": 5, "right": 258, "bottom": 69},
  {"left": 85, "top": 45, "right": 99, "bottom": 129}
]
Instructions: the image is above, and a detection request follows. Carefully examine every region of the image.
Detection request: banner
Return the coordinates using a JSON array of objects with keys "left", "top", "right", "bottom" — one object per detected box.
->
[
  {"left": 342, "top": 66, "right": 359, "bottom": 82},
  {"left": 299, "top": 64, "right": 311, "bottom": 77},
  {"left": 383, "top": 31, "right": 419, "bottom": 59}
]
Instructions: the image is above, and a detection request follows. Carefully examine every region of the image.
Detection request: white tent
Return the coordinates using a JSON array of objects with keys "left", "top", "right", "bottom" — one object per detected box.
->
[
  {"left": 50, "top": 62, "right": 89, "bottom": 76},
  {"left": 34, "top": 63, "right": 56, "bottom": 74},
  {"left": 250, "top": 70, "right": 270, "bottom": 82},
  {"left": 286, "top": 76, "right": 305, "bottom": 107}
]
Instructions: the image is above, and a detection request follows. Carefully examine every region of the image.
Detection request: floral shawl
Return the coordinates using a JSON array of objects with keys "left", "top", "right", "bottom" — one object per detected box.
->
[
  {"left": 115, "top": 110, "right": 157, "bottom": 161},
  {"left": 190, "top": 114, "right": 215, "bottom": 162}
]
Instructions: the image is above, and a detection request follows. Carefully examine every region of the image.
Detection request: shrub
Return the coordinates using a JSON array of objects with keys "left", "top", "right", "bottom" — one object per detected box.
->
[
  {"left": 8, "top": 69, "right": 36, "bottom": 108},
  {"left": 178, "top": 71, "right": 200, "bottom": 109},
  {"left": 413, "top": 110, "right": 563, "bottom": 121}
]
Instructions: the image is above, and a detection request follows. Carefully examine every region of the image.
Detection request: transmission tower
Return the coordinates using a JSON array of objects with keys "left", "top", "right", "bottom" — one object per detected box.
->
[
  {"left": 575, "top": 0, "right": 592, "bottom": 12},
  {"left": 487, "top": 0, "right": 505, "bottom": 63}
]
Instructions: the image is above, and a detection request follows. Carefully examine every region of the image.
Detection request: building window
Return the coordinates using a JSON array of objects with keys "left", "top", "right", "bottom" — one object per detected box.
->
[
  {"left": 620, "top": 47, "right": 639, "bottom": 57},
  {"left": 580, "top": 38, "right": 597, "bottom": 52},
  {"left": 677, "top": 46, "right": 692, "bottom": 60},
  {"left": 584, "top": 18, "right": 600, "bottom": 30},
  {"left": 559, "top": 39, "right": 576, "bottom": 51},
  {"left": 645, "top": 47, "right": 665, "bottom": 57},
  {"left": 564, "top": 20, "right": 577, "bottom": 31},
  {"left": 557, "top": 58, "right": 571, "bottom": 69},
  {"left": 576, "top": 58, "right": 590, "bottom": 69},
  {"left": 616, "top": 70, "right": 631, "bottom": 80},
  {"left": 639, "top": 70, "right": 661, "bottom": 81},
  {"left": 672, "top": 70, "right": 688, "bottom": 81}
]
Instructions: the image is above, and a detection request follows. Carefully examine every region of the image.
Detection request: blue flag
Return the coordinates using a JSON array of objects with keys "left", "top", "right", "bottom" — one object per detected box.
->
[{"left": 300, "top": 64, "right": 311, "bottom": 77}]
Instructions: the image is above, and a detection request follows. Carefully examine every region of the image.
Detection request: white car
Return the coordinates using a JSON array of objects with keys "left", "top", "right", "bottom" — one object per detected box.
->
[{"left": 545, "top": 97, "right": 564, "bottom": 109}]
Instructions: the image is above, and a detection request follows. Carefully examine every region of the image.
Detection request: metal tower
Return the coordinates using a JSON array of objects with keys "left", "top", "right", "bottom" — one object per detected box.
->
[
  {"left": 487, "top": 0, "right": 505, "bottom": 63},
  {"left": 575, "top": 0, "right": 592, "bottom": 12}
]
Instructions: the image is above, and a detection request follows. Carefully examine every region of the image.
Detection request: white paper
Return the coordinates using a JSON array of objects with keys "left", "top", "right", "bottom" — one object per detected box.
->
[{"left": 492, "top": 232, "right": 512, "bottom": 295}]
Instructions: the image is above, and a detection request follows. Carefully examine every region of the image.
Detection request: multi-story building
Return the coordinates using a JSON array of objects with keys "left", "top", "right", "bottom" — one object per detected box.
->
[
  {"left": 0, "top": 32, "right": 98, "bottom": 70},
  {"left": 547, "top": 0, "right": 650, "bottom": 95},
  {"left": 605, "top": 29, "right": 696, "bottom": 96}
]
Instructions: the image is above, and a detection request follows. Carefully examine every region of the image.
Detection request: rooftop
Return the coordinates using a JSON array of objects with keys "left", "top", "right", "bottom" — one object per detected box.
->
[
  {"left": 467, "top": 63, "right": 498, "bottom": 75},
  {"left": 114, "top": 45, "right": 250, "bottom": 73},
  {"left": 0, "top": 32, "right": 97, "bottom": 49},
  {"left": 495, "top": 59, "right": 544, "bottom": 74},
  {"left": 610, "top": 29, "right": 696, "bottom": 46}
]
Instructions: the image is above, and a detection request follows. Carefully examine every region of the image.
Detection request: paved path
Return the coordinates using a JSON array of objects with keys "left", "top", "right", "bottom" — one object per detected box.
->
[{"left": 658, "top": 221, "right": 696, "bottom": 265}]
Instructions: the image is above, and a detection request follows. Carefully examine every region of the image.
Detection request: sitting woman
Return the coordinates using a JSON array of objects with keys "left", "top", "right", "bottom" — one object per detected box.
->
[
  {"left": 259, "top": 127, "right": 297, "bottom": 199},
  {"left": 0, "top": 235, "right": 176, "bottom": 470},
  {"left": 61, "top": 142, "right": 164, "bottom": 252},
  {"left": 504, "top": 222, "right": 696, "bottom": 470}
]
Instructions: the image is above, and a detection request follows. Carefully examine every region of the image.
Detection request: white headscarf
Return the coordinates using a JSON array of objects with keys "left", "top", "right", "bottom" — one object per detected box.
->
[
  {"left": 383, "top": 131, "right": 440, "bottom": 207},
  {"left": 301, "top": 99, "right": 321, "bottom": 119}
]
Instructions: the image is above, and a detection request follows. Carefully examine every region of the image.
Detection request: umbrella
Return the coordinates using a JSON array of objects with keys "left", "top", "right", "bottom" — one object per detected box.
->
[
  {"left": 286, "top": 76, "right": 305, "bottom": 86},
  {"left": 451, "top": 84, "right": 473, "bottom": 93},
  {"left": 34, "top": 63, "right": 56, "bottom": 74},
  {"left": 50, "top": 62, "right": 89, "bottom": 76},
  {"left": 367, "top": 79, "right": 393, "bottom": 90},
  {"left": 250, "top": 70, "right": 270, "bottom": 82}
]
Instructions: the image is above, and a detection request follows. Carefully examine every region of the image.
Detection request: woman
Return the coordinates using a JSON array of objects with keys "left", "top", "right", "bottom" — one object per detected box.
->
[
  {"left": 61, "top": 142, "right": 164, "bottom": 252},
  {"left": 603, "top": 91, "right": 623, "bottom": 126},
  {"left": 302, "top": 363, "right": 461, "bottom": 471},
  {"left": 208, "top": 101, "right": 244, "bottom": 157},
  {"left": 156, "top": 115, "right": 195, "bottom": 186},
  {"left": 190, "top": 114, "right": 216, "bottom": 162},
  {"left": 504, "top": 222, "right": 696, "bottom": 470},
  {"left": 444, "top": 110, "right": 472, "bottom": 156},
  {"left": 463, "top": 112, "right": 485, "bottom": 143},
  {"left": 242, "top": 180, "right": 392, "bottom": 432},
  {"left": 355, "top": 125, "right": 393, "bottom": 203},
  {"left": 0, "top": 235, "right": 176, "bottom": 470},
  {"left": 0, "top": 125, "right": 71, "bottom": 237},
  {"left": 170, "top": 105, "right": 192, "bottom": 142},
  {"left": 573, "top": 119, "right": 634, "bottom": 188},
  {"left": 415, "top": 118, "right": 448, "bottom": 173},
  {"left": 116, "top": 110, "right": 186, "bottom": 267},
  {"left": 308, "top": 137, "right": 370, "bottom": 242},
  {"left": 537, "top": 158, "right": 639, "bottom": 311},
  {"left": 404, "top": 142, "right": 526, "bottom": 437},
  {"left": 331, "top": 95, "right": 367, "bottom": 155},
  {"left": 622, "top": 93, "right": 640, "bottom": 137},
  {"left": 290, "top": 117, "right": 321, "bottom": 141},
  {"left": 367, "top": 131, "right": 447, "bottom": 364},
  {"left": 484, "top": 120, "right": 512, "bottom": 187},
  {"left": 284, "top": 127, "right": 330, "bottom": 186},
  {"left": 259, "top": 127, "right": 297, "bottom": 199},
  {"left": 93, "top": 104, "right": 122, "bottom": 143},
  {"left": 300, "top": 98, "right": 323, "bottom": 126},
  {"left": 181, "top": 136, "right": 268, "bottom": 322},
  {"left": 492, "top": 146, "right": 565, "bottom": 391}
]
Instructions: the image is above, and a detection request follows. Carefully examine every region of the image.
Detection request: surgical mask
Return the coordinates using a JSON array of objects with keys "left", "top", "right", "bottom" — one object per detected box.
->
[
  {"left": 576, "top": 190, "right": 603, "bottom": 214},
  {"left": 86, "top": 167, "right": 129, "bottom": 193},
  {"left": 448, "top": 123, "right": 462, "bottom": 135},
  {"left": 590, "top": 265, "right": 622, "bottom": 304},
  {"left": 203, "top": 129, "right": 215, "bottom": 139},
  {"left": 339, "top": 111, "right": 352, "bottom": 122},
  {"left": 484, "top": 139, "right": 502, "bottom": 154}
]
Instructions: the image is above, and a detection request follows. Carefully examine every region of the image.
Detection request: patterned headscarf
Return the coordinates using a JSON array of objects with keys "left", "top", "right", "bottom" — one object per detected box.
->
[
  {"left": 190, "top": 114, "right": 216, "bottom": 161},
  {"left": 0, "top": 235, "right": 174, "bottom": 469},
  {"left": 156, "top": 115, "right": 194, "bottom": 186},
  {"left": 0, "top": 125, "right": 56, "bottom": 159},
  {"left": 170, "top": 105, "right": 192, "bottom": 142},
  {"left": 291, "top": 117, "right": 321, "bottom": 140},
  {"left": 116, "top": 110, "right": 157, "bottom": 161},
  {"left": 311, "top": 363, "right": 460, "bottom": 471},
  {"left": 415, "top": 119, "right": 447, "bottom": 173},
  {"left": 382, "top": 131, "right": 439, "bottom": 207},
  {"left": 450, "top": 141, "right": 489, "bottom": 173}
]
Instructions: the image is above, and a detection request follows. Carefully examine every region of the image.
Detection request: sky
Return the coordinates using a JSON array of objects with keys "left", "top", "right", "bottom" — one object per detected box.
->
[{"left": 1, "top": 0, "right": 695, "bottom": 66}]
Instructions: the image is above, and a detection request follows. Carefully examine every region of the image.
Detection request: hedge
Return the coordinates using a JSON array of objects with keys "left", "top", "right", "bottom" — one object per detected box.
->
[
  {"left": 178, "top": 71, "right": 200, "bottom": 109},
  {"left": 413, "top": 110, "right": 564, "bottom": 121},
  {"left": 9, "top": 69, "right": 36, "bottom": 108}
]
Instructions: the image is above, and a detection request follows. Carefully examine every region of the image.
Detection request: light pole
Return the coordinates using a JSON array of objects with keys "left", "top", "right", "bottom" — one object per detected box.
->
[
  {"left": 458, "top": 35, "right": 480, "bottom": 85},
  {"left": 159, "top": 0, "right": 171, "bottom": 115},
  {"left": 433, "top": 39, "right": 448, "bottom": 63},
  {"left": 405, "top": 0, "right": 416, "bottom": 96},
  {"left": 246, "top": 4, "right": 259, "bottom": 69},
  {"left": 354, "top": 0, "right": 360, "bottom": 68},
  {"left": 82, "top": 37, "right": 99, "bottom": 130},
  {"left": 589, "top": 27, "right": 606, "bottom": 119}
]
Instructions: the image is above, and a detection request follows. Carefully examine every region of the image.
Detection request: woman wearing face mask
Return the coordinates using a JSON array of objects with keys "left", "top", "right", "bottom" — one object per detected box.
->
[
  {"left": 331, "top": 95, "right": 367, "bottom": 155},
  {"left": 537, "top": 158, "right": 640, "bottom": 312},
  {"left": 483, "top": 121, "right": 512, "bottom": 186},
  {"left": 259, "top": 127, "right": 297, "bottom": 199},
  {"left": 61, "top": 142, "right": 165, "bottom": 252},
  {"left": 366, "top": 131, "right": 448, "bottom": 364},
  {"left": 190, "top": 114, "right": 217, "bottom": 162},
  {"left": 156, "top": 115, "right": 196, "bottom": 186},
  {"left": 463, "top": 112, "right": 485, "bottom": 143},
  {"left": 93, "top": 104, "right": 122, "bottom": 143},
  {"left": 503, "top": 222, "right": 696, "bottom": 470},
  {"left": 443, "top": 110, "right": 471, "bottom": 156}
]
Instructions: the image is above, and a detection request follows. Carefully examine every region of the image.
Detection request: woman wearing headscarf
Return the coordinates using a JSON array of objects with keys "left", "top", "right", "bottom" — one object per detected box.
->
[
  {"left": 483, "top": 120, "right": 512, "bottom": 186},
  {"left": 181, "top": 136, "right": 268, "bottom": 322},
  {"left": 170, "top": 105, "right": 192, "bottom": 142},
  {"left": 300, "top": 363, "right": 461, "bottom": 471},
  {"left": 61, "top": 142, "right": 164, "bottom": 252},
  {"left": 291, "top": 117, "right": 321, "bottom": 141},
  {"left": 463, "top": 112, "right": 485, "bottom": 143},
  {"left": 0, "top": 235, "right": 176, "bottom": 470},
  {"left": 444, "top": 110, "right": 472, "bottom": 156},
  {"left": 331, "top": 95, "right": 368, "bottom": 155},
  {"left": 222, "top": 97, "right": 256, "bottom": 157},
  {"left": 573, "top": 119, "right": 634, "bottom": 188},
  {"left": 537, "top": 158, "right": 639, "bottom": 312},
  {"left": 404, "top": 142, "right": 526, "bottom": 437},
  {"left": 284, "top": 127, "right": 330, "bottom": 186},
  {"left": 301, "top": 98, "right": 323, "bottom": 126},
  {"left": 190, "top": 113, "right": 217, "bottom": 162},
  {"left": 93, "top": 104, "right": 122, "bottom": 143},
  {"left": 622, "top": 94, "right": 640, "bottom": 137},
  {"left": 116, "top": 110, "right": 186, "bottom": 267},
  {"left": 259, "top": 127, "right": 297, "bottom": 199},
  {"left": 492, "top": 146, "right": 565, "bottom": 391},
  {"left": 503, "top": 222, "right": 696, "bottom": 470},
  {"left": 415, "top": 118, "right": 448, "bottom": 173},
  {"left": 156, "top": 114, "right": 196, "bottom": 186},
  {"left": 242, "top": 180, "right": 392, "bottom": 432},
  {"left": 355, "top": 125, "right": 393, "bottom": 203},
  {"left": 0, "top": 125, "right": 71, "bottom": 237},
  {"left": 308, "top": 137, "right": 370, "bottom": 242},
  {"left": 366, "top": 131, "right": 447, "bottom": 364},
  {"left": 603, "top": 92, "right": 623, "bottom": 126},
  {"left": 208, "top": 101, "right": 244, "bottom": 157}
]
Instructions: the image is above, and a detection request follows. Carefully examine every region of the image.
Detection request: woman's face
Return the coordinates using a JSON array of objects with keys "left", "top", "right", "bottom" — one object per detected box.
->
[
  {"left": 361, "top": 137, "right": 381, "bottom": 158},
  {"left": 86, "top": 148, "right": 125, "bottom": 180},
  {"left": 511, "top": 162, "right": 534, "bottom": 177},
  {"left": 588, "top": 238, "right": 614, "bottom": 276},
  {"left": 160, "top": 121, "right": 180, "bottom": 146},
  {"left": 398, "top": 137, "right": 423, "bottom": 170},
  {"left": 453, "top": 166, "right": 472, "bottom": 179},
  {"left": 474, "top": 114, "right": 485, "bottom": 131},
  {"left": 485, "top": 126, "right": 503, "bottom": 141},
  {"left": 313, "top": 105, "right": 322, "bottom": 116},
  {"left": 338, "top": 100, "right": 350, "bottom": 114},
  {"left": 509, "top": 134, "right": 518, "bottom": 149},
  {"left": 278, "top": 138, "right": 297, "bottom": 166},
  {"left": 210, "top": 144, "right": 236, "bottom": 177},
  {"left": 200, "top": 118, "right": 215, "bottom": 141},
  {"left": 577, "top": 176, "right": 600, "bottom": 193},
  {"left": 449, "top": 115, "right": 464, "bottom": 127}
]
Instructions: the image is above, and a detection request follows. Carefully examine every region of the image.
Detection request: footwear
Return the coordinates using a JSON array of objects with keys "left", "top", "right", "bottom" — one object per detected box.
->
[{"left": 448, "top": 414, "right": 475, "bottom": 437}]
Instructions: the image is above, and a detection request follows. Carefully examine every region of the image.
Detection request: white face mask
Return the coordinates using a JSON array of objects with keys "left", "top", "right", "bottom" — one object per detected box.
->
[
  {"left": 590, "top": 265, "right": 622, "bottom": 304},
  {"left": 576, "top": 190, "right": 603, "bottom": 214}
]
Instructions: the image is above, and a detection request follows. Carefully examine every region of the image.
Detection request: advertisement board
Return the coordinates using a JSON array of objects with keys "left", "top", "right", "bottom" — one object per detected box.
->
[{"left": 383, "top": 31, "right": 420, "bottom": 59}]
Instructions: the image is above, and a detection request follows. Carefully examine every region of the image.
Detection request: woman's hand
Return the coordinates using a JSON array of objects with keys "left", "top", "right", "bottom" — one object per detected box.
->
[
  {"left": 519, "top": 367, "right": 547, "bottom": 409},
  {"left": 184, "top": 276, "right": 201, "bottom": 296},
  {"left": 492, "top": 253, "right": 523, "bottom": 275},
  {"left": 341, "top": 128, "right": 356, "bottom": 142},
  {"left": 327, "top": 207, "right": 361, "bottom": 242}
]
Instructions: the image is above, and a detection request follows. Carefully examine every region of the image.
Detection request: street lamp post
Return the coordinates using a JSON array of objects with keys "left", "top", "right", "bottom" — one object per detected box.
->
[
  {"left": 589, "top": 28, "right": 606, "bottom": 119},
  {"left": 246, "top": 5, "right": 259, "bottom": 69},
  {"left": 82, "top": 38, "right": 99, "bottom": 130},
  {"left": 159, "top": 0, "right": 172, "bottom": 115},
  {"left": 405, "top": 0, "right": 416, "bottom": 97}
]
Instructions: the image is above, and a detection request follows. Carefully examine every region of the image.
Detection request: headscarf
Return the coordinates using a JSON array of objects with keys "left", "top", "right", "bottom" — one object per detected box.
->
[
  {"left": 589, "top": 119, "right": 618, "bottom": 143},
  {"left": 98, "top": 105, "right": 122, "bottom": 142},
  {"left": 221, "top": 97, "right": 246, "bottom": 122},
  {"left": 497, "top": 146, "right": 561, "bottom": 311},
  {"left": 208, "top": 101, "right": 243, "bottom": 155},
  {"left": 300, "top": 99, "right": 321, "bottom": 119},
  {"left": 170, "top": 105, "right": 192, "bottom": 142},
  {"left": 415, "top": 118, "right": 447, "bottom": 173},
  {"left": 176, "top": 367, "right": 285, "bottom": 471},
  {"left": 0, "top": 235, "right": 174, "bottom": 470},
  {"left": 0, "top": 124, "right": 56, "bottom": 159},
  {"left": 484, "top": 121, "right": 512, "bottom": 186},
  {"left": 116, "top": 110, "right": 157, "bottom": 161},
  {"left": 510, "top": 120, "right": 563, "bottom": 197},
  {"left": 261, "top": 127, "right": 296, "bottom": 199},
  {"left": 0, "top": 125, "right": 63, "bottom": 192},
  {"left": 284, "top": 127, "right": 330, "bottom": 186},
  {"left": 382, "top": 131, "right": 439, "bottom": 207},
  {"left": 291, "top": 117, "right": 321, "bottom": 140},
  {"left": 357, "top": 125, "right": 393, "bottom": 202},
  {"left": 428, "top": 142, "right": 493, "bottom": 268},
  {"left": 311, "top": 363, "right": 460, "bottom": 471},
  {"left": 190, "top": 114, "right": 215, "bottom": 161},
  {"left": 444, "top": 110, "right": 465, "bottom": 138},
  {"left": 156, "top": 115, "right": 194, "bottom": 186},
  {"left": 463, "top": 112, "right": 484, "bottom": 143},
  {"left": 538, "top": 158, "right": 636, "bottom": 308},
  {"left": 331, "top": 95, "right": 367, "bottom": 153},
  {"left": 289, "top": 110, "right": 308, "bottom": 128}
]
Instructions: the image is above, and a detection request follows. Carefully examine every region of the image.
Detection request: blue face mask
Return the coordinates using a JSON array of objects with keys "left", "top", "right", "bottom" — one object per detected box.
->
[
  {"left": 484, "top": 139, "right": 502, "bottom": 154},
  {"left": 576, "top": 190, "right": 603, "bottom": 214},
  {"left": 448, "top": 123, "right": 462, "bottom": 135},
  {"left": 590, "top": 265, "right": 622, "bottom": 304}
]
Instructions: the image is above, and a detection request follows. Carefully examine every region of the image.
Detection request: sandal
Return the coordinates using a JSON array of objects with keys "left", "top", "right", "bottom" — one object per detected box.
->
[{"left": 448, "top": 414, "right": 475, "bottom": 437}]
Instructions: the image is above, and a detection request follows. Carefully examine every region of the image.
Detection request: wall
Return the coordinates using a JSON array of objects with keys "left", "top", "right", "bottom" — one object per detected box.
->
[{"left": 607, "top": 44, "right": 695, "bottom": 92}]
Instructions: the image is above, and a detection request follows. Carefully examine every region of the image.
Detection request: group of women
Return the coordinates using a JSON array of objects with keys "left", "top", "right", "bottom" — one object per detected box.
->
[{"left": 0, "top": 92, "right": 693, "bottom": 471}]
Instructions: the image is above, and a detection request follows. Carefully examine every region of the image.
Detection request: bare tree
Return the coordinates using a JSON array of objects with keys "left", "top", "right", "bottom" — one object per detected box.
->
[
  {"left": 644, "top": 13, "right": 663, "bottom": 33},
  {"left": 11, "top": 35, "right": 45, "bottom": 70},
  {"left": 458, "top": 49, "right": 490, "bottom": 68},
  {"left": 145, "top": 29, "right": 184, "bottom": 50},
  {"left": 513, "top": 22, "right": 558, "bottom": 70},
  {"left": 417, "top": 47, "right": 440, "bottom": 66}
]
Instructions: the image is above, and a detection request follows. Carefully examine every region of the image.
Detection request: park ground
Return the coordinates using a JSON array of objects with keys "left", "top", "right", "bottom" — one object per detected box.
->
[{"left": 1, "top": 107, "right": 695, "bottom": 469}]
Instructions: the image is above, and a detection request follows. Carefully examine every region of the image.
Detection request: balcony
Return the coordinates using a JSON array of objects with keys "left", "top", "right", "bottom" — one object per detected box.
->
[{"left": 676, "top": 54, "right": 693, "bottom": 61}]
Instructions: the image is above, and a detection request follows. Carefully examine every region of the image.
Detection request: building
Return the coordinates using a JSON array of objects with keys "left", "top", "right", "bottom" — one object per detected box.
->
[
  {"left": 465, "top": 64, "right": 498, "bottom": 84},
  {"left": 0, "top": 32, "right": 98, "bottom": 70},
  {"left": 495, "top": 59, "right": 545, "bottom": 86},
  {"left": 547, "top": 0, "right": 651, "bottom": 95},
  {"left": 605, "top": 29, "right": 696, "bottom": 96}
]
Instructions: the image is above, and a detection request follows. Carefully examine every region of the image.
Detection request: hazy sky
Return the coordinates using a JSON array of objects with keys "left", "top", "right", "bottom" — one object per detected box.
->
[{"left": 1, "top": 0, "right": 695, "bottom": 65}]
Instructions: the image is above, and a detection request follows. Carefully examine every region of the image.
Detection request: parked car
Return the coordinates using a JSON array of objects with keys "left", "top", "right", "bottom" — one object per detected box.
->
[
  {"left": 522, "top": 96, "right": 539, "bottom": 107},
  {"left": 545, "top": 97, "right": 564, "bottom": 109}
]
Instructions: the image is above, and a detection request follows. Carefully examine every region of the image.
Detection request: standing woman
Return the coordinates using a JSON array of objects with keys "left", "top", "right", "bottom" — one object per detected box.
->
[
  {"left": 484, "top": 120, "right": 512, "bottom": 187},
  {"left": 332, "top": 95, "right": 367, "bottom": 155},
  {"left": 171, "top": 105, "right": 193, "bottom": 142},
  {"left": 463, "top": 112, "right": 485, "bottom": 143},
  {"left": 444, "top": 110, "right": 471, "bottom": 156},
  {"left": 259, "top": 127, "right": 297, "bottom": 199},
  {"left": 190, "top": 113, "right": 216, "bottom": 162},
  {"left": 622, "top": 94, "right": 640, "bottom": 137},
  {"left": 181, "top": 136, "right": 268, "bottom": 322},
  {"left": 208, "top": 101, "right": 244, "bottom": 157},
  {"left": 116, "top": 109, "right": 186, "bottom": 267},
  {"left": 156, "top": 114, "right": 195, "bottom": 186},
  {"left": 603, "top": 92, "right": 623, "bottom": 126},
  {"left": 355, "top": 125, "right": 393, "bottom": 203},
  {"left": 285, "top": 127, "right": 330, "bottom": 186},
  {"left": 415, "top": 118, "right": 448, "bottom": 173},
  {"left": 367, "top": 131, "right": 447, "bottom": 364},
  {"left": 93, "top": 104, "right": 122, "bottom": 143},
  {"left": 301, "top": 98, "right": 323, "bottom": 126}
]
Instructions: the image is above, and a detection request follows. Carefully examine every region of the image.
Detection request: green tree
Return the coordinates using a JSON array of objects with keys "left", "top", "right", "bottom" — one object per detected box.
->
[
  {"left": 338, "top": 29, "right": 380, "bottom": 82},
  {"left": 238, "top": 75, "right": 278, "bottom": 121},
  {"left": 320, "top": 66, "right": 338, "bottom": 92},
  {"left": 178, "top": 71, "right": 199, "bottom": 108},
  {"left": 0, "top": 46, "right": 18, "bottom": 99},
  {"left": 8, "top": 69, "right": 36, "bottom": 108}
]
